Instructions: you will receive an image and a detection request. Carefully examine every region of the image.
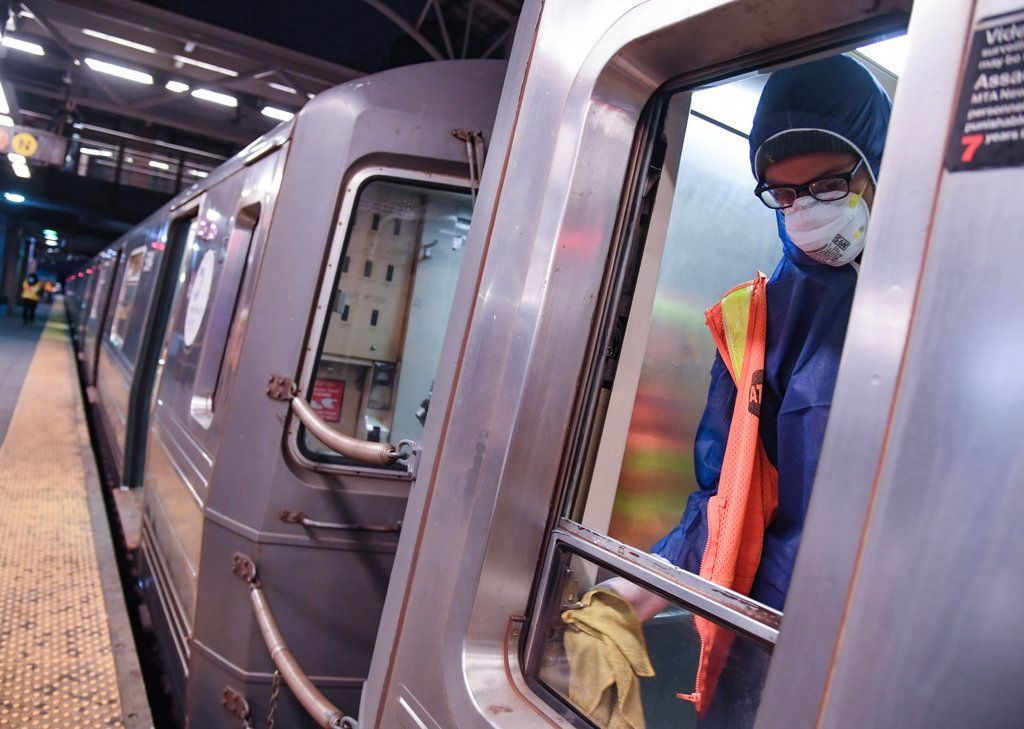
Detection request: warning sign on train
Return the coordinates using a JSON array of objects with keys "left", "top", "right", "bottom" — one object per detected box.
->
[{"left": 948, "top": 9, "right": 1024, "bottom": 171}]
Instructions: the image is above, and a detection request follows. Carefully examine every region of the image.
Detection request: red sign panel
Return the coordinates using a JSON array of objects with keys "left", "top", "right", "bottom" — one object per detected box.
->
[{"left": 311, "top": 379, "right": 345, "bottom": 423}]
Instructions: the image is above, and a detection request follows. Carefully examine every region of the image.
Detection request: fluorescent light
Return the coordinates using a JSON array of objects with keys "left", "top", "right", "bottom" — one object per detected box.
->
[
  {"left": 148, "top": 159, "right": 169, "bottom": 170},
  {"left": 267, "top": 82, "right": 296, "bottom": 94},
  {"left": 4, "top": 192, "right": 23, "bottom": 203},
  {"left": 82, "top": 29, "right": 155, "bottom": 54},
  {"left": 8, "top": 153, "right": 25, "bottom": 164},
  {"left": 261, "top": 105, "right": 294, "bottom": 122},
  {"left": 44, "top": 238, "right": 58, "bottom": 247},
  {"left": 0, "top": 83, "right": 10, "bottom": 114},
  {"left": 84, "top": 57, "right": 153, "bottom": 85},
  {"left": 12, "top": 163, "right": 30, "bottom": 178},
  {"left": 172, "top": 54, "right": 237, "bottom": 77},
  {"left": 43, "top": 228, "right": 57, "bottom": 239},
  {"left": 191, "top": 88, "right": 237, "bottom": 107},
  {"left": 2, "top": 36, "right": 44, "bottom": 56},
  {"left": 165, "top": 80, "right": 189, "bottom": 93},
  {"left": 187, "top": 169, "right": 208, "bottom": 178},
  {"left": 80, "top": 147, "right": 113, "bottom": 157},
  {"left": 0, "top": 114, "right": 13, "bottom": 127}
]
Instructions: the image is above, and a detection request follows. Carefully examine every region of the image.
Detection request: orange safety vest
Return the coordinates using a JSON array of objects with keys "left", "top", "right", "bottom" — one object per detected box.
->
[{"left": 677, "top": 273, "right": 779, "bottom": 717}]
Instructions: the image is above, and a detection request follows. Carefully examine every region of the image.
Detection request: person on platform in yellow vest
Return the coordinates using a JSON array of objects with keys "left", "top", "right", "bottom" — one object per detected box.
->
[
  {"left": 20, "top": 273, "right": 43, "bottom": 325},
  {"left": 561, "top": 55, "right": 891, "bottom": 729}
]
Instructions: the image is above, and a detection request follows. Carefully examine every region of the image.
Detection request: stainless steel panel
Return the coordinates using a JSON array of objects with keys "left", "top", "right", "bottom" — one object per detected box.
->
[
  {"left": 182, "top": 60, "right": 505, "bottom": 728},
  {"left": 756, "top": 2, "right": 975, "bottom": 726},
  {"left": 368, "top": 1, "right": 915, "bottom": 728}
]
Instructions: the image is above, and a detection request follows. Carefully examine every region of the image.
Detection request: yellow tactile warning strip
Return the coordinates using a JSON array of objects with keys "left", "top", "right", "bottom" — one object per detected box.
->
[{"left": 0, "top": 303, "right": 152, "bottom": 727}]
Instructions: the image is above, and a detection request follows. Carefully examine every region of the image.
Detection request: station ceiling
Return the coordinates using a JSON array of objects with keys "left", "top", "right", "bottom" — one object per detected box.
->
[{"left": 1, "top": 0, "right": 522, "bottom": 154}]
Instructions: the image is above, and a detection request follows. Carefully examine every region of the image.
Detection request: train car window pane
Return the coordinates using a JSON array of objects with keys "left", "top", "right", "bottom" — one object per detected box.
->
[
  {"left": 536, "top": 550, "right": 770, "bottom": 729},
  {"left": 558, "top": 44, "right": 899, "bottom": 609},
  {"left": 109, "top": 245, "right": 147, "bottom": 350},
  {"left": 302, "top": 179, "right": 472, "bottom": 463}
]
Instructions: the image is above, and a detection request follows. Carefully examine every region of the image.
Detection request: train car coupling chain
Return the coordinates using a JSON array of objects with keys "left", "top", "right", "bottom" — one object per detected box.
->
[{"left": 266, "top": 670, "right": 281, "bottom": 729}]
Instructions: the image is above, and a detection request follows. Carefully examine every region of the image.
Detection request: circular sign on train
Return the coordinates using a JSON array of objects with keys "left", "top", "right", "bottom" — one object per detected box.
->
[
  {"left": 11, "top": 132, "right": 38, "bottom": 158},
  {"left": 183, "top": 250, "right": 215, "bottom": 347}
]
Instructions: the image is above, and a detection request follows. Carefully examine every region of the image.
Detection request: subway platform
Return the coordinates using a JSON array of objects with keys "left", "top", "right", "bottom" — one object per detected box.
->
[{"left": 0, "top": 301, "right": 152, "bottom": 728}]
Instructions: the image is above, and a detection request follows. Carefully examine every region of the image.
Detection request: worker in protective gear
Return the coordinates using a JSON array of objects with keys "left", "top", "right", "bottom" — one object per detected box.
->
[
  {"left": 652, "top": 53, "right": 891, "bottom": 611},
  {"left": 571, "top": 55, "right": 893, "bottom": 729},
  {"left": 20, "top": 273, "right": 43, "bottom": 325}
]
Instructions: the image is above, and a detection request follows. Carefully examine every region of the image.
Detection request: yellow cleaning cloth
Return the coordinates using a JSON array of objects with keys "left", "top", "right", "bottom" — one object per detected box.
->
[{"left": 561, "top": 589, "right": 655, "bottom": 729}]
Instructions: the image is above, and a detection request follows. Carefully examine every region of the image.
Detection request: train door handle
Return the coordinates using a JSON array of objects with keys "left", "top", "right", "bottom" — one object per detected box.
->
[{"left": 267, "top": 374, "right": 418, "bottom": 467}]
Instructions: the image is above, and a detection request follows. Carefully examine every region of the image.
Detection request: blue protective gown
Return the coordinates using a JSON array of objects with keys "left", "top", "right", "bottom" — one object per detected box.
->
[{"left": 652, "top": 56, "right": 892, "bottom": 612}]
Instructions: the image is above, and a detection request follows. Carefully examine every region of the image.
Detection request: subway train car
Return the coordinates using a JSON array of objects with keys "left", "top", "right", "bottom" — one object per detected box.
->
[
  {"left": 70, "top": 0, "right": 1024, "bottom": 727},
  {"left": 71, "top": 59, "right": 501, "bottom": 727},
  {"left": 355, "top": 1, "right": 1024, "bottom": 729}
]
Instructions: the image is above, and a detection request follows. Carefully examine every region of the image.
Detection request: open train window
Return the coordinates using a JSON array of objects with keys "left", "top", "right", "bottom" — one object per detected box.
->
[
  {"left": 297, "top": 172, "right": 472, "bottom": 469},
  {"left": 524, "top": 34, "right": 905, "bottom": 729},
  {"left": 108, "top": 244, "right": 147, "bottom": 350}
]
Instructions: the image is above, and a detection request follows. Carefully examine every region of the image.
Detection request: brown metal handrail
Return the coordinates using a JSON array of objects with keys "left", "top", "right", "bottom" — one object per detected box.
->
[{"left": 232, "top": 553, "right": 359, "bottom": 729}]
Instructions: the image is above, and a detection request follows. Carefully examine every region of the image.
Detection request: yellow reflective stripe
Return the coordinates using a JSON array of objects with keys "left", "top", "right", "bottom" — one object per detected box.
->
[{"left": 720, "top": 284, "right": 752, "bottom": 380}]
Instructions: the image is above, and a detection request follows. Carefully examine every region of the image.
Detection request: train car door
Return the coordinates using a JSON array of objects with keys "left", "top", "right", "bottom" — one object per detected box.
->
[
  {"left": 180, "top": 62, "right": 503, "bottom": 728},
  {"left": 82, "top": 250, "right": 120, "bottom": 387},
  {"left": 140, "top": 144, "right": 285, "bottom": 712},
  {"left": 358, "top": 2, "right": 1006, "bottom": 728}
]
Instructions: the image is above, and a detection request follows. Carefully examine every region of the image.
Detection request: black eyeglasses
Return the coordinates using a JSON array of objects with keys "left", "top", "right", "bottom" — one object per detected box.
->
[{"left": 754, "top": 158, "right": 864, "bottom": 210}]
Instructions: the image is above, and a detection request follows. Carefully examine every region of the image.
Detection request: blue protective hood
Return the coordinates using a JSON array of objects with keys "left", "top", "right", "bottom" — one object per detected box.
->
[
  {"left": 653, "top": 55, "right": 892, "bottom": 611},
  {"left": 749, "top": 54, "right": 891, "bottom": 182}
]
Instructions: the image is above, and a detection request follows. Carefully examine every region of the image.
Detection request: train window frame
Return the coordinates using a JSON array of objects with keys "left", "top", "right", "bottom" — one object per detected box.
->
[
  {"left": 108, "top": 243, "right": 147, "bottom": 351},
  {"left": 515, "top": 26, "right": 909, "bottom": 728},
  {"left": 287, "top": 165, "right": 475, "bottom": 479},
  {"left": 189, "top": 201, "right": 262, "bottom": 429}
]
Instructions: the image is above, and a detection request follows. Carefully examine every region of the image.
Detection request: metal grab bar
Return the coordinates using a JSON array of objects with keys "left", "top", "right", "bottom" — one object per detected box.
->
[
  {"left": 280, "top": 509, "right": 402, "bottom": 533},
  {"left": 291, "top": 397, "right": 402, "bottom": 465},
  {"left": 267, "top": 374, "right": 415, "bottom": 467},
  {"left": 232, "top": 553, "right": 358, "bottom": 729}
]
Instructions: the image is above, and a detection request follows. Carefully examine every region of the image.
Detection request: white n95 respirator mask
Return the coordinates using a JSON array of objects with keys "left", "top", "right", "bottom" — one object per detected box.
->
[{"left": 782, "top": 192, "right": 870, "bottom": 267}]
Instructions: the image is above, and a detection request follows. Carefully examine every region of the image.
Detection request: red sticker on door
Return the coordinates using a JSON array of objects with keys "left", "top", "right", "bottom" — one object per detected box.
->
[{"left": 311, "top": 379, "right": 345, "bottom": 423}]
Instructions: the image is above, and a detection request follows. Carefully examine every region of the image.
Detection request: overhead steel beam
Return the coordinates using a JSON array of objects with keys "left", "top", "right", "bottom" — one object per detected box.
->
[
  {"left": 127, "top": 65, "right": 273, "bottom": 111},
  {"left": 20, "top": 0, "right": 126, "bottom": 107},
  {"left": 32, "top": 0, "right": 365, "bottom": 84},
  {"left": 360, "top": 0, "right": 446, "bottom": 62},
  {"left": 432, "top": 0, "right": 456, "bottom": 60},
  {"left": 10, "top": 75, "right": 258, "bottom": 145}
]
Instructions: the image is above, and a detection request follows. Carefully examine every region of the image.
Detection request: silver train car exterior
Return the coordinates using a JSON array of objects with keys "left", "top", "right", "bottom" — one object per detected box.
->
[
  {"left": 69, "top": 59, "right": 503, "bottom": 727},
  {"left": 68, "top": 0, "right": 1024, "bottom": 727},
  {"left": 356, "top": 1, "right": 1024, "bottom": 729}
]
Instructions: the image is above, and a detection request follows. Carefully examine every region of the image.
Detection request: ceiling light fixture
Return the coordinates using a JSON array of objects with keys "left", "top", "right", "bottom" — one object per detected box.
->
[
  {"left": 0, "top": 84, "right": 10, "bottom": 115},
  {"left": 165, "top": 80, "right": 189, "bottom": 93},
  {"left": 8, "top": 153, "right": 25, "bottom": 164},
  {"left": 80, "top": 147, "right": 113, "bottom": 157},
  {"left": 84, "top": 57, "right": 153, "bottom": 85},
  {"left": 2, "top": 36, "right": 44, "bottom": 56},
  {"left": 187, "top": 169, "right": 208, "bottom": 178},
  {"left": 267, "top": 82, "right": 297, "bottom": 95},
  {"left": 172, "top": 54, "right": 237, "bottom": 77},
  {"left": 260, "top": 105, "right": 294, "bottom": 122},
  {"left": 4, "top": 192, "right": 24, "bottom": 203},
  {"left": 191, "top": 88, "right": 237, "bottom": 107},
  {"left": 148, "top": 160, "right": 170, "bottom": 170},
  {"left": 11, "top": 164, "right": 30, "bottom": 179},
  {"left": 0, "top": 114, "right": 13, "bottom": 127},
  {"left": 82, "top": 29, "right": 156, "bottom": 54}
]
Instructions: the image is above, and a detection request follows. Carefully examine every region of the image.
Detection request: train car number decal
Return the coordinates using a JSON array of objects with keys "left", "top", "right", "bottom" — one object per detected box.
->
[
  {"left": 948, "top": 8, "right": 1024, "bottom": 171},
  {"left": 183, "top": 250, "right": 215, "bottom": 347}
]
